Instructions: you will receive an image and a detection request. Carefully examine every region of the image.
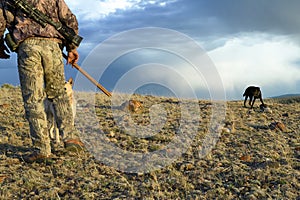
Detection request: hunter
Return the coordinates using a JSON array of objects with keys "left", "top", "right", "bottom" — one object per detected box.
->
[{"left": 0, "top": 0, "right": 84, "bottom": 163}]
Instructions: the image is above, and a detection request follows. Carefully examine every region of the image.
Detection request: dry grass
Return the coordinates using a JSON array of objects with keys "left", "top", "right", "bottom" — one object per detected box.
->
[{"left": 0, "top": 85, "right": 299, "bottom": 199}]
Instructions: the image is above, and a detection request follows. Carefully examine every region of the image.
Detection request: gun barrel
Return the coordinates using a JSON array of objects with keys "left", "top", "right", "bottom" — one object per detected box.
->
[{"left": 14, "top": 0, "right": 83, "bottom": 47}]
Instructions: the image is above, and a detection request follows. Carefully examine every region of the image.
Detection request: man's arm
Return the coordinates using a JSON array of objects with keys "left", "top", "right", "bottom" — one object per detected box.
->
[{"left": 57, "top": 0, "right": 79, "bottom": 52}]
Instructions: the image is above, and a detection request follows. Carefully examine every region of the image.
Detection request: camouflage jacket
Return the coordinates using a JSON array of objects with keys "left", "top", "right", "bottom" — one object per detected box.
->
[{"left": 0, "top": 0, "right": 79, "bottom": 51}]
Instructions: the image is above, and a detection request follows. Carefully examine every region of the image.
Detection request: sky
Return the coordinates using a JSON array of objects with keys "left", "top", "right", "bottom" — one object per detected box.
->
[{"left": 0, "top": 0, "right": 300, "bottom": 100}]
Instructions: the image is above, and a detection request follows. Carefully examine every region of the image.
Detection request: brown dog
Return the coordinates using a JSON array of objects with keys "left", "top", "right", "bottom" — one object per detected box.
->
[
  {"left": 120, "top": 99, "right": 143, "bottom": 113},
  {"left": 243, "top": 86, "right": 264, "bottom": 108}
]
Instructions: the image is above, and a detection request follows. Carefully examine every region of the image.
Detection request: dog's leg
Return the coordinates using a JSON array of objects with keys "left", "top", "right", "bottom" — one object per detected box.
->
[
  {"left": 47, "top": 100, "right": 60, "bottom": 144},
  {"left": 47, "top": 103, "right": 55, "bottom": 140},
  {"left": 244, "top": 96, "right": 248, "bottom": 107},
  {"left": 49, "top": 122, "right": 55, "bottom": 140},
  {"left": 52, "top": 108, "right": 60, "bottom": 144},
  {"left": 54, "top": 124, "right": 60, "bottom": 144},
  {"left": 251, "top": 97, "right": 256, "bottom": 109},
  {"left": 259, "top": 95, "right": 264, "bottom": 106},
  {"left": 249, "top": 96, "right": 253, "bottom": 106}
]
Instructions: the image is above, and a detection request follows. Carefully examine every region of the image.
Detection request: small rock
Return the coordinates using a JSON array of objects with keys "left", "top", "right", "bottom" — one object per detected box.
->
[
  {"left": 221, "top": 127, "right": 231, "bottom": 133},
  {"left": 240, "top": 155, "right": 251, "bottom": 162},
  {"left": 276, "top": 122, "right": 286, "bottom": 132},
  {"left": 260, "top": 104, "right": 272, "bottom": 113},
  {"left": 0, "top": 175, "right": 8, "bottom": 183},
  {"left": 269, "top": 121, "right": 287, "bottom": 132},
  {"left": 108, "top": 131, "right": 115, "bottom": 137},
  {"left": 180, "top": 163, "right": 194, "bottom": 171},
  {"left": 0, "top": 103, "right": 10, "bottom": 109},
  {"left": 216, "top": 121, "right": 236, "bottom": 133}
]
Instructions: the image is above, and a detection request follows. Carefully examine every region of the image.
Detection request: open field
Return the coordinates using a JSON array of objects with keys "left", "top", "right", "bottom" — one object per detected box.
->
[{"left": 0, "top": 84, "right": 299, "bottom": 199}]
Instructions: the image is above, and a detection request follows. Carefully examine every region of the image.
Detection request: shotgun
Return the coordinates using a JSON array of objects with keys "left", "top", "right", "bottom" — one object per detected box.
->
[{"left": 13, "top": 0, "right": 83, "bottom": 47}]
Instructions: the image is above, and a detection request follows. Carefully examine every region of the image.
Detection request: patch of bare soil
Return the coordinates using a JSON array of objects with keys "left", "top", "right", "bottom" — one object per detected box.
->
[{"left": 0, "top": 84, "right": 299, "bottom": 199}]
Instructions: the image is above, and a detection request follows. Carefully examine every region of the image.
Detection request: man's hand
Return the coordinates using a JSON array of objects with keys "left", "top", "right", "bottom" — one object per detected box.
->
[
  {"left": 0, "top": 38, "right": 10, "bottom": 59},
  {"left": 67, "top": 49, "right": 79, "bottom": 65}
]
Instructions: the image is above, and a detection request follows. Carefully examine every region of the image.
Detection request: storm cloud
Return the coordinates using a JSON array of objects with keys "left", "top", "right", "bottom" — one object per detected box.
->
[{"left": 0, "top": 0, "right": 299, "bottom": 99}]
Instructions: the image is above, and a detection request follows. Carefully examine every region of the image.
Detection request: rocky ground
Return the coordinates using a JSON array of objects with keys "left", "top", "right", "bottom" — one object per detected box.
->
[{"left": 0, "top": 84, "right": 299, "bottom": 199}]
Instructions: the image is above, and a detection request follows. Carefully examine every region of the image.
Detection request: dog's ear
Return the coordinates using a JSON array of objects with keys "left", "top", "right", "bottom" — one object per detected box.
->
[{"left": 68, "top": 77, "right": 74, "bottom": 86}]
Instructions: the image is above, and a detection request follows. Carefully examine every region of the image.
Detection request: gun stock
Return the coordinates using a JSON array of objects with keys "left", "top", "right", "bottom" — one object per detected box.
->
[{"left": 62, "top": 53, "right": 112, "bottom": 97}]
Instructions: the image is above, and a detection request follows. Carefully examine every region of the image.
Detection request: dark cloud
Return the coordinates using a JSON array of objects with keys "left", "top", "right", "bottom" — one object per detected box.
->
[
  {"left": 196, "top": 0, "right": 300, "bottom": 34},
  {"left": 78, "top": 0, "right": 300, "bottom": 51},
  {"left": 1, "top": 0, "right": 299, "bottom": 98},
  {"left": 71, "top": 0, "right": 300, "bottom": 99}
]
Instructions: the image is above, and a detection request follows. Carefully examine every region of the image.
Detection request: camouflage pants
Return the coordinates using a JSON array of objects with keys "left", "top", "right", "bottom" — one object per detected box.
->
[{"left": 17, "top": 38, "right": 79, "bottom": 155}]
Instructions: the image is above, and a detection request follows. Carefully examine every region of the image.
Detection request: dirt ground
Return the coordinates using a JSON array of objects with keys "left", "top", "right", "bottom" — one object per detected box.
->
[{"left": 0, "top": 84, "right": 299, "bottom": 199}]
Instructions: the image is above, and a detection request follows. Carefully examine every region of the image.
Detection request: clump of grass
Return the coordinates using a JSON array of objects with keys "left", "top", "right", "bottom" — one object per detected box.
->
[{"left": 0, "top": 83, "right": 16, "bottom": 89}]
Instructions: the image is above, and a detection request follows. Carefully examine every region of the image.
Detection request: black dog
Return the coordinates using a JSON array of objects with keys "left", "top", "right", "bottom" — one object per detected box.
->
[{"left": 243, "top": 86, "right": 264, "bottom": 108}]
